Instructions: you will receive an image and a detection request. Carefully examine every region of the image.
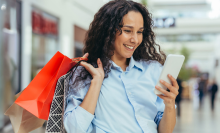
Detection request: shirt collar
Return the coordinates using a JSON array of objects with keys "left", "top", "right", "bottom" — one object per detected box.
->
[
  {"left": 110, "top": 60, "right": 121, "bottom": 71},
  {"left": 129, "top": 56, "right": 143, "bottom": 71},
  {"left": 110, "top": 56, "right": 143, "bottom": 72}
]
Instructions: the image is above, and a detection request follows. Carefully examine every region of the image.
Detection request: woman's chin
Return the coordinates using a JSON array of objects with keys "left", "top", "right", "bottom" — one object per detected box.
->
[{"left": 123, "top": 53, "right": 133, "bottom": 59}]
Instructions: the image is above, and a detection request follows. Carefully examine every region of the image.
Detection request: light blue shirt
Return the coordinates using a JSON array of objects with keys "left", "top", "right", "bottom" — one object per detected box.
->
[{"left": 64, "top": 56, "right": 165, "bottom": 133}]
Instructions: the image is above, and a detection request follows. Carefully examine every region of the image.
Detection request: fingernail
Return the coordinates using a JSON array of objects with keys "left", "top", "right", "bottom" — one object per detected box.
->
[{"left": 160, "top": 80, "right": 164, "bottom": 83}]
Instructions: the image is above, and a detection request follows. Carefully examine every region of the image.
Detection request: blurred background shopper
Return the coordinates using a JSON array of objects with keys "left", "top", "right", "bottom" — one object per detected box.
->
[
  {"left": 198, "top": 76, "right": 207, "bottom": 108},
  {"left": 175, "top": 78, "right": 183, "bottom": 117},
  {"left": 210, "top": 80, "right": 218, "bottom": 110}
]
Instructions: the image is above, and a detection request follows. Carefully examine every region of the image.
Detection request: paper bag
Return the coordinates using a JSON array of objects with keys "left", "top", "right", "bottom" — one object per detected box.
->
[{"left": 4, "top": 92, "right": 45, "bottom": 133}]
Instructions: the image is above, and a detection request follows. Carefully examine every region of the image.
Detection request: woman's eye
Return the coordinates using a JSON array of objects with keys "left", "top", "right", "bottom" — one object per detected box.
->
[
  {"left": 138, "top": 31, "right": 143, "bottom": 34},
  {"left": 124, "top": 30, "right": 131, "bottom": 33}
]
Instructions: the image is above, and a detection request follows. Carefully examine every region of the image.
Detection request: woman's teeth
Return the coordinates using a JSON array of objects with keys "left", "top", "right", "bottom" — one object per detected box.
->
[{"left": 124, "top": 44, "right": 134, "bottom": 49}]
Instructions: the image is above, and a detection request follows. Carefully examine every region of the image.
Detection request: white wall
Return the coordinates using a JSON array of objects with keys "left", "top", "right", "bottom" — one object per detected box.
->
[
  {"left": 148, "top": 0, "right": 210, "bottom": 11},
  {"left": 154, "top": 18, "right": 220, "bottom": 35}
]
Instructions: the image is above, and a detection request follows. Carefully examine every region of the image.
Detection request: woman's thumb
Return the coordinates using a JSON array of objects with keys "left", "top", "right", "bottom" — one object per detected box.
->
[
  {"left": 97, "top": 58, "right": 103, "bottom": 68},
  {"left": 83, "top": 53, "right": 89, "bottom": 58}
]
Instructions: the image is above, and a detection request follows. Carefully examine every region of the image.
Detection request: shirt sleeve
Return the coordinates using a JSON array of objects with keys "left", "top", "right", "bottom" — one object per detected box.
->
[
  {"left": 63, "top": 66, "right": 94, "bottom": 133},
  {"left": 154, "top": 111, "right": 163, "bottom": 127},
  {"left": 64, "top": 95, "right": 94, "bottom": 133},
  {"left": 154, "top": 96, "right": 165, "bottom": 127}
]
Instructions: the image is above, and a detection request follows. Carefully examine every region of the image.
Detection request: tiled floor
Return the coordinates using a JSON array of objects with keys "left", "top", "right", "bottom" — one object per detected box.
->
[
  {"left": 173, "top": 95, "right": 220, "bottom": 133},
  {"left": 4, "top": 95, "right": 220, "bottom": 133}
]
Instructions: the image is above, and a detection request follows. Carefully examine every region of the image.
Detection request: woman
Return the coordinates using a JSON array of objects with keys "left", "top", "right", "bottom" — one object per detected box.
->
[{"left": 64, "top": 0, "right": 178, "bottom": 133}]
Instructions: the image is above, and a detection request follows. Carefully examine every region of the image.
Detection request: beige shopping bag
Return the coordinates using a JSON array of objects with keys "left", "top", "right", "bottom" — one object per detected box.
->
[{"left": 4, "top": 92, "right": 45, "bottom": 133}]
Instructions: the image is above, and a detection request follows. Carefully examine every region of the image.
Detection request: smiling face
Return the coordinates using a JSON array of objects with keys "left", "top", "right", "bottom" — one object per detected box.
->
[{"left": 112, "top": 11, "right": 144, "bottom": 61}]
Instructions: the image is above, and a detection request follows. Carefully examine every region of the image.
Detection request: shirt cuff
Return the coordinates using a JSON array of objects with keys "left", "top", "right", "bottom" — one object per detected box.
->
[
  {"left": 154, "top": 111, "right": 163, "bottom": 127},
  {"left": 75, "top": 105, "right": 94, "bottom": 131}
]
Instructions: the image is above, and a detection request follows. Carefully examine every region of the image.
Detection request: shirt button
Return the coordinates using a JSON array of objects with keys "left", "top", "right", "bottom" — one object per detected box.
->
[{"left": 129, "top": 92, "right": 131, "bottom": 95}]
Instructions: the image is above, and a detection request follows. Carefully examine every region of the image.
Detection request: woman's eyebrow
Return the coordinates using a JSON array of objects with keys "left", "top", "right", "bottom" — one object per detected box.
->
[{"left": 123, "top": 25, "right": 144, "bottom": 29}]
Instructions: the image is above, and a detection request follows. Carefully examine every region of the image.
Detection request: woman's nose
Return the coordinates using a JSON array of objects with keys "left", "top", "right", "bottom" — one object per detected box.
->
[{"left": 130, "top": 33, "right": 138, "bottom": 44}]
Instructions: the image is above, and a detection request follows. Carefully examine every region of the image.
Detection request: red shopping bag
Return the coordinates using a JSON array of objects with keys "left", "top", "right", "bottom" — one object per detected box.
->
[{"left": 15, "top": 51, "right": 87, "bottom": 120}]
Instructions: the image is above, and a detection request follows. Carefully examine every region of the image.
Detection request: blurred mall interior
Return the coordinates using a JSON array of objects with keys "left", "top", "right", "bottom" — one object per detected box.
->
[{"left": 0, "top": 0, "right": 220, "bottom": 132}]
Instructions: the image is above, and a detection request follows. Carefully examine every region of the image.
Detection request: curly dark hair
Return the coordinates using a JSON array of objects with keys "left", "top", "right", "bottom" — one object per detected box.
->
[{"left": 73, "top": 0, "right": 166, "bottom": 85}]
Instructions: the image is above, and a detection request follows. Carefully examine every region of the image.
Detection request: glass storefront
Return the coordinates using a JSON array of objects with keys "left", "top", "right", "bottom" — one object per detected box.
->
[
  {"left": 31, "top": 7, "right": 59, "bottom": 79},
  {"left": 0, "top": 0, "right": 21, "bottom": 131},
  {"left": 74, "top": 25, "right": 87, "bottom": 57}
]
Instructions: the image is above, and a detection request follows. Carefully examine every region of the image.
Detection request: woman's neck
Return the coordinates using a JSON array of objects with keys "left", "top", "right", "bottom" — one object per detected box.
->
[{"left": 111, "top": 55, "right": 128, "bottom": 71}]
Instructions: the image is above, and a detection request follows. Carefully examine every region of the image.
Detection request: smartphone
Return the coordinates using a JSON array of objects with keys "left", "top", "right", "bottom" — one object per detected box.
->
[{"left": 154, "top": 54, "right": 185, "bottom": 95}]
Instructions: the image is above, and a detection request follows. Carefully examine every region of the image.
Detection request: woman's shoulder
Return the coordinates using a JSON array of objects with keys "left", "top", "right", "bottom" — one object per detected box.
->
[
  {"left": 68, "top": 65, "right": 91, "bottom": 87},
  {"left": 66, "top": 66, "right": 91, "bottom": 97},
  {"left": 71, "top": 65, "right": 85, "bottom": 76}
]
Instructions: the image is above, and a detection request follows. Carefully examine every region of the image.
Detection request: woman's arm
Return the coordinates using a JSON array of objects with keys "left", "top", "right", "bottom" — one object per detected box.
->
[
  {"left": 78, "top": 53, "right": 104, "bottom": 115},
  {"left": 64, "top": 77, "right": 103, "bottom": 133},
  {"left": 155, "top": 74, "right": 179, "bottom": 133},
  {"left": 80, "top": 77, "right": 103, "bottom": 114},
  {"left": 64, "top": 53, "right": 104, "bottom": 133},
  {"left": 158, "top": 104, "right": 176, "bottom": 133}
]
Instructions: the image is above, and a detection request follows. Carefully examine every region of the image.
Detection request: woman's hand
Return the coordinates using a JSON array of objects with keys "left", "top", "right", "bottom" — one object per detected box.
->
[
  {"left": 79, "top": 53, "right": 105, "bottom": 81},
  {"left": 155, "top": 74, "right": 179, "bottom": 108}
]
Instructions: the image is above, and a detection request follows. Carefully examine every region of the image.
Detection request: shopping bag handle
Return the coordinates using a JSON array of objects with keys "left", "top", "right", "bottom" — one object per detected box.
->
[
  {"left": 67, "top": 57, "right": 88, "bottom": 75},
  {"left": 71, "top": 57, "right": 88, "bottom": 63}
]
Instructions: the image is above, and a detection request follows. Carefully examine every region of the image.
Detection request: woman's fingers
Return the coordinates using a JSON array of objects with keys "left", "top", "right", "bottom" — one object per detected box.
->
[
  {"left": 97, "top": 58, "right": 104, "bottom": 78},
  {"left": 80, "top": 61, "right": 95, "bottom": 75},
  {"left": 157, "top": 94, "right": 170, "bottom": 101},
  {"left": 83, "top": 53, "right": 89, "bottom": 58},
  {"left": 72, "top": 53, "right": 88, "bottom": 63},
  {"left": 155, "top": 85, "right": 176, "bottom": 99},
  {"left": 97, "top": 58, "right": 103, "bottom": 68},
  {"left": 168, "top": 74, "right": 179, "bottom": 90},
  {"left": 159, "top": 79, "right": 179, "bottom": 95}
]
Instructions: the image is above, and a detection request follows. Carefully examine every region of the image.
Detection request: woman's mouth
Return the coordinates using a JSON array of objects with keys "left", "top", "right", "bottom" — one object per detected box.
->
[{"left": 123, "top": 44, "right": 135, "bottom": 50}]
